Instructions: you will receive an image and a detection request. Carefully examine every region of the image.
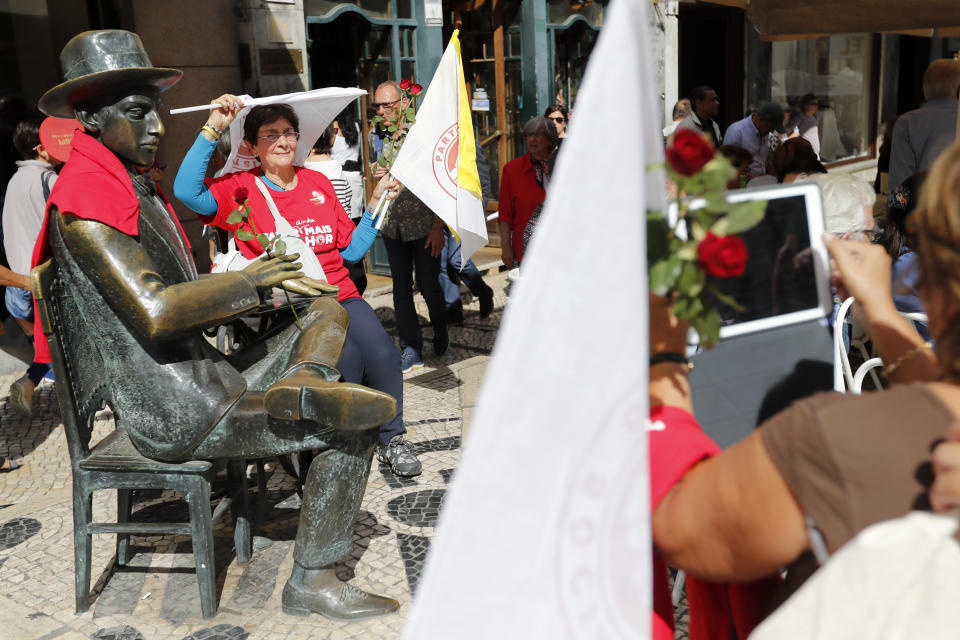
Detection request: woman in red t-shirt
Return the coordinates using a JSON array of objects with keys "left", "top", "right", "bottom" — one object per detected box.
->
[{"left": 173, "top": 94, "right": 423, "bottom": 477}]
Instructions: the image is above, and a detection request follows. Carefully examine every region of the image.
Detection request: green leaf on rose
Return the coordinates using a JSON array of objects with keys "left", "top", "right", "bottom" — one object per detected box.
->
[
  {"left": 725, "top": 200, "right": 767, "bottom": 234},
  {"left": 649, "top": 255, "right": 682, "bottom": 296},
  {"left": 671, "top": 293, "right": 704, "bottom": 320},
  {"left": 690, "top": 220, "right": 706, "bottom": 243},
  {"left": 704, "top": 192, "right": 733, "bottom": 213},
  {"left": 675, "top": 243, "right": 697, "bottom": 261},
  {"left": 677, "top": 259, "right": 705, "bottom": 297},
  {"left": 236, "top": 229, "right": 254, "bottom": 241},
  {"left": 694, "top": 208, "right": 720, "bottom": 231},
  {"left": 274, "top": 239, "right": 287, "bottom": 255},
  {"left": 256, "top": 233, "right": 270, "bottom": 250},
  {"left": 226, "top": 211, "right": 244, "bottom": 225},
  {"left": 707, "top": 283, "right": 746, "bottom": 312},
  {"left": 700, "top": 156, "right": 736, "bottom": 192},
  {"left": 691, "top": 307, "right": 723, "bottom": 348},
  {"left": 646, "top": 212, "right": 671, "bottom": 265},
  {"left": 387, "top": 125, "right": 398, "bottom": 133},
  {"left": 711, "top": 216, "right": 729, "bottom": 236}
]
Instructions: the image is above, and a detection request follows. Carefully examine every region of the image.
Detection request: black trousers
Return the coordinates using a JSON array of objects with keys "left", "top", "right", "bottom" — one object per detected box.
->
[{"left": 383, "top": 234, "right": 447, "bottom": 355}]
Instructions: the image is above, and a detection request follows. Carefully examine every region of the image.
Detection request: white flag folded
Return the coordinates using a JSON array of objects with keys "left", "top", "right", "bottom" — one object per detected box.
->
[
  {"left": 204, "top": 87, "right": 365, "bottom": 177},
  {"left": 402, "top": 1, "right": 664, "bottom": 638},
  {"left": 389, "top": 30, "right": 488, "bottom": 264}
]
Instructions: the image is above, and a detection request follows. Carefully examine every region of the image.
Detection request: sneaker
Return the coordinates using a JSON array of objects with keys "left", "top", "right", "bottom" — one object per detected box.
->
[
  {"left": 9, "top": 376, "right": 34, "bottom": 417},
  {"left": 378, "top": 435, "right": 422, "bottom": 477},
  {"left": 400, "top": 347, "right": 423, "bottom": 373}
]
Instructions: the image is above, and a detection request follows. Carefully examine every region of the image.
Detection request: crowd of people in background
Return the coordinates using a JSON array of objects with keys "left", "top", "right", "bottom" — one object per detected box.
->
[
  {"left": 647, "top": 56, "right": 960, "bottom": 636},
  {"left": 4, "top": 41, "right": 960, "bottom": 634}
]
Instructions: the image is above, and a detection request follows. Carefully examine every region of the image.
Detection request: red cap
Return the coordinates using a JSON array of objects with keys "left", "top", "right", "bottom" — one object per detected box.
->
[{"left": 39, "top": 117, "right": 82, "bottom": 163}]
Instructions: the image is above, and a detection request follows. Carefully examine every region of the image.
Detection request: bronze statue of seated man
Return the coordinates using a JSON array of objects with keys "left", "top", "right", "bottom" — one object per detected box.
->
[{"left": 35, "top": 29, "right": 398, "bottom": 620}]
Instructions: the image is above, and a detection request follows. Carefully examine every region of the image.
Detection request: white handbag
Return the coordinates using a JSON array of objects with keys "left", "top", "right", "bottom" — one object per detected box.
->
[{"left": 212, "top": 177, "right": 328, "bottom": 282}]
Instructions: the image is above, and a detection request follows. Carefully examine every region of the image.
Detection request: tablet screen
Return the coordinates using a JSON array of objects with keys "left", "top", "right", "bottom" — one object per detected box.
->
[{"left": 709, "top": 194, "right": 820, "bottom": 325}]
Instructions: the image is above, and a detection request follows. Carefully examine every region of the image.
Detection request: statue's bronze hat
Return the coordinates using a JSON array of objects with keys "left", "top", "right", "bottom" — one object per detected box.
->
[{"left": 39, "top": 30, "right": 181, "bottom": 118}]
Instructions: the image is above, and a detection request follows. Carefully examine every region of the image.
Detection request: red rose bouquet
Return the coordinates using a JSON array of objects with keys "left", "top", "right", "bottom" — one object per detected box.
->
[
  {"left": 371, "top": 77, "right": 420, "bottom": 171},
  {"left": 647, "top": 130, "right": 766, "bottom": 347}
]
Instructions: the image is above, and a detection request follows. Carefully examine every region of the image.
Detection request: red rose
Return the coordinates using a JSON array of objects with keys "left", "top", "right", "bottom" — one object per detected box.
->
[
  {"left": 409, "top": 83, "right": 423, "bottom": 96},
  {"left": 666, "top": 128, "right": 715, "bottom": 176},
  {"left": 234, "top": 187, "right": 249, "bottom": 203},
  {"left": 697, "top": 232, "right": 748, "bottom": 278},
  {"left": 399, "top": 78, "right": 411, "bottom": 90}
]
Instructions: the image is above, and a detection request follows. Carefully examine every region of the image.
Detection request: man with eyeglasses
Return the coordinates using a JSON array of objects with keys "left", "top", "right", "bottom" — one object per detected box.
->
[{"left": 368, "top": 80, "right": 448, "bottom": 376}]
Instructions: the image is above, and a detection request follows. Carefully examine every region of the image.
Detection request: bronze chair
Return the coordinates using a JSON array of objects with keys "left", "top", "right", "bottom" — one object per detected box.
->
[{"left": 32, "top": 258, "right": 253, "bottom": 619}]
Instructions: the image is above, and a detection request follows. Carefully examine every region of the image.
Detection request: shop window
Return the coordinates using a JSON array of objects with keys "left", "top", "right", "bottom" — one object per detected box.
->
[
  {"left": 551, "top": 21, "right": 598, "bottom": 108},
  {"left": 771, "top": 34, "right": 876, "bottom": 163}
]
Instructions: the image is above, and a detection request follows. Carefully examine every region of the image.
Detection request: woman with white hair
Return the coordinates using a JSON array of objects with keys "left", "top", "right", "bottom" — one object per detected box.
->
[{"left": 807, "top": 173, "right": 876, "bottom": 239}]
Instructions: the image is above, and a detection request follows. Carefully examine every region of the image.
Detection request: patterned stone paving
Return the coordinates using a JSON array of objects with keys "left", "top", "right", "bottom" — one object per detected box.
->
[{"left": 0, "top": 273, "right": 508, "bottom": 639}]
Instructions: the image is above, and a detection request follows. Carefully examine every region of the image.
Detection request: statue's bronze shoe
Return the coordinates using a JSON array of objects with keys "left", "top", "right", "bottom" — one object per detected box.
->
[
  {"left": 264, "top": 372, "right": 396, "bottom": 428},
  {"left": 281, "top": 569, "right": 399, "bottom": 620}
]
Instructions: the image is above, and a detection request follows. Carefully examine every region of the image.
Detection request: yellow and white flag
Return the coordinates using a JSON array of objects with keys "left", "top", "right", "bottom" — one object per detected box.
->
[
  {"left": 402, "top": 0, "right": 663, "bottom": 637},
  {"left": 389, "top": 30, "right": 488, "bottom": 263}
]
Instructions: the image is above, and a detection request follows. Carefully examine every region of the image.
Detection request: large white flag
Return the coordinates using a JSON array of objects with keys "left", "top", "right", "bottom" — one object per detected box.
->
[
  {"left": 209, "top": 87, "right": 365, "bottom": 176},
  {"left": 403, "top": 1, "right": 664, "bottom": 638},
  {"left": 389, "top": 30, "right": 488, "bottom": 264}
]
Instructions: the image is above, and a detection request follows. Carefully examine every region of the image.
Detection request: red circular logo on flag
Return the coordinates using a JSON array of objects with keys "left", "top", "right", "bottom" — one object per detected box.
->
[{"left": 432, "top": 123, "right": 459, "bottom": 198}]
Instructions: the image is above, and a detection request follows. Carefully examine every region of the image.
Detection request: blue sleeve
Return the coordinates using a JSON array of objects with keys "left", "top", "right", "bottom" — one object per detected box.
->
[
  {"left": 172, "top": 134, "right": 219, "bottom": 216},
  {"left": 340, "top": 208, "right": 378, "bottom": 263},
  {"left": 723, "top": 123, "right": 742, "bottom": 148}
]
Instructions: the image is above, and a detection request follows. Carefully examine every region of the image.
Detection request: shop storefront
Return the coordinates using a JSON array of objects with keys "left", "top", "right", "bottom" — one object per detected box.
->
[{"left": 770, "top": 34, "right": 880, "bottom": 164}]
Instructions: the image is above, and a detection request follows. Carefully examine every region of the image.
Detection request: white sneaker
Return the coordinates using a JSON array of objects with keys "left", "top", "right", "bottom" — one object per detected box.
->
[{"left": 9, "top": 375, "right": 34, "bottom": 416}]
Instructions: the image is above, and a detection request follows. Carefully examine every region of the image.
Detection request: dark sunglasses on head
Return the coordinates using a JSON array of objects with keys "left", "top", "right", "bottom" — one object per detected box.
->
[
  {"left": 373, "top": 99, "right": 401, "bottom": 110},
  {"left": 549, "top": 116, "right": 566, "bottom": 124}
]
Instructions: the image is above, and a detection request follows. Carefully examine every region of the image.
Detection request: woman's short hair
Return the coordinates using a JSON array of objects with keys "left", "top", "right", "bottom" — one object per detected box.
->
[
  {"left": 312, "top": 124, "right": 336, "bottom": 155},
  {"left": 914, "top": 139, "right": 960, "bottom": 376},
  {"left": 772, "top": 138, "right": 826, "bottom": 183},
  {"left": 335, "top": 105, "right": 359, "bottom": 147},
  {"left": 521, "top": 116, "right": 557, "bottom": 145},
  {"left": 243, "top": 103, "right": 299, "bottom": 147},
  {"left": 543, "top": 104, "right": 569, "bottom": 122},
  {"left": 806, "top": 173, "right": 875, "bottom": 235},
  {"left": 13, "top": 112, "right": 44, "bottom": 159}
]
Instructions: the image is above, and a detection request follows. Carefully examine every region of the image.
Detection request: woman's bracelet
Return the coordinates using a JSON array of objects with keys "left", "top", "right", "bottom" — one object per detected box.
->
[
  {"left": 202, "top": 124, "right": 225, "bottom": 140},
  {"left": 882, "top": 341, "right": 933, "bottom": 377},
  {"left": 650, "top": 352, "right": 693, "bottom": 371}
]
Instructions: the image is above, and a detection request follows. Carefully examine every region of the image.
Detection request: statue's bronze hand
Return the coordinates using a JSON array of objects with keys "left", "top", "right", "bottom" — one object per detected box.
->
[
  {"left": 243, "top": 254, "right": 303, "bottom": 290},
  {"left": 280, "top": 276, "right": 340, "bottom": 297}
]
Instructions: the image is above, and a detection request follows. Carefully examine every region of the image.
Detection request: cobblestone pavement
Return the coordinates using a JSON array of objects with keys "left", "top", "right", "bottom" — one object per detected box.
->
[{"left": 0, "top": 271, "right": 508, "bottom": 640}]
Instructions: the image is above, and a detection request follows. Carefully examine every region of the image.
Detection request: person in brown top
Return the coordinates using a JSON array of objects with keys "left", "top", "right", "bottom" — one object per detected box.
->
[{"left": 649, "top": 139, "right": 960, "bottom": 596}]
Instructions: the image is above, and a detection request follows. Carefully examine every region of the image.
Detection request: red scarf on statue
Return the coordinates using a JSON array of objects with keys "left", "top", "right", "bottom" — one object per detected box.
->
[{"left": 29, "top": 131, "right": 190, "bottom": 363}]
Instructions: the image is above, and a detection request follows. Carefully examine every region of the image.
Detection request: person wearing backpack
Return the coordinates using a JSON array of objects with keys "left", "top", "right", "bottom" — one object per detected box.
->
[{"left": 2, "top": 113, "right": 59, "bottom": 416}]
